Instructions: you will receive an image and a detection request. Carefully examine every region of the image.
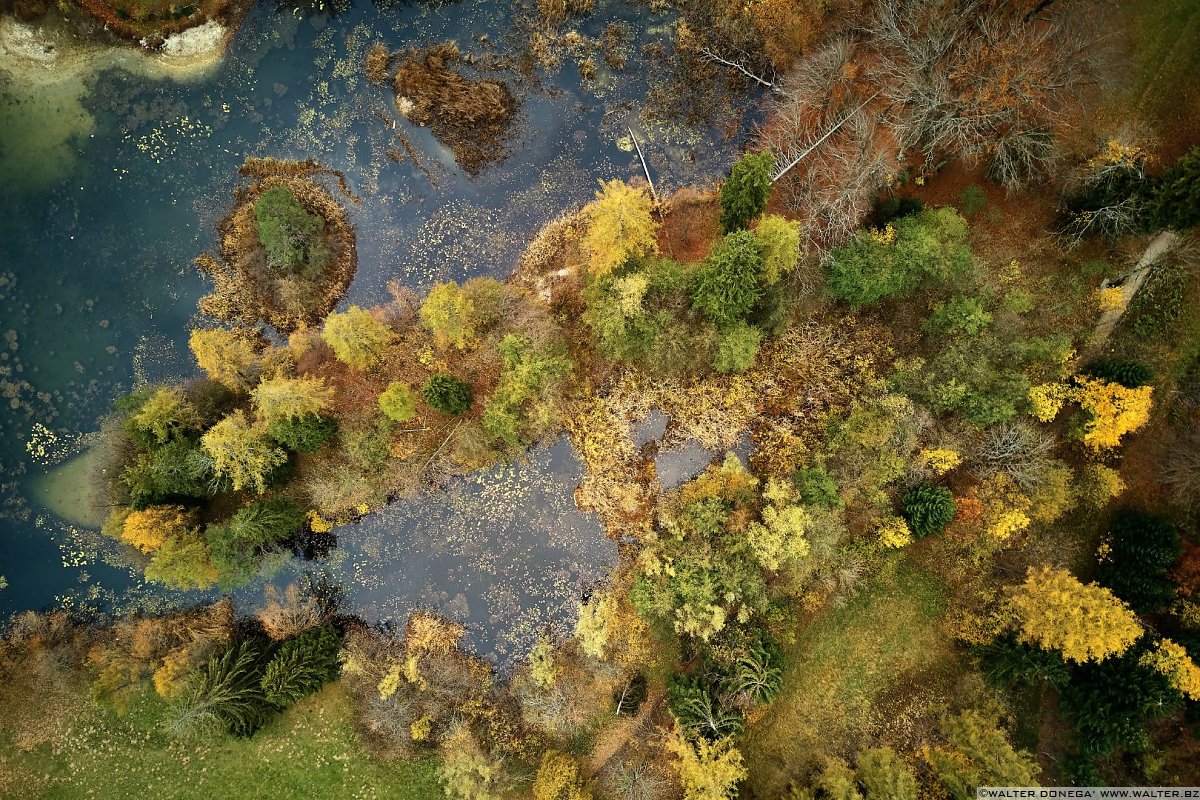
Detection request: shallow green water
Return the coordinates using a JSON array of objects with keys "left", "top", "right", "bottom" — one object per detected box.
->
[{"left": 0, "top": 0, "right": 749, "bottom": 655}]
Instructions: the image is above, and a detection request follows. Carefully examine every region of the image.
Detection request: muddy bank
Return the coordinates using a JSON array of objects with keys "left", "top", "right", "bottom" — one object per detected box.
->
[{"left": 0, "top": 13, "right": 234, "bottom": 189}]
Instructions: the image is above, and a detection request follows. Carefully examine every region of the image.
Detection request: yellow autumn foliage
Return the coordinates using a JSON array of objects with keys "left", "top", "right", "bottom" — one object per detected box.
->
[
  {"left": 1140, "top": 638, "right": 1200, "bottom": 700},
  {"left": 580, "top": 180, "right": 658, "bottom": 277},
  {"left": 120, "top": 505, "right": 196, "bottom": 554},
  {"left": 919, "top": 447, "right": 962, "bottom": 475},
  {"left": 666, "top": 732, "right": 746, "bottom": 800},
  {"left": 876, "top": 515, "right": 913, "bottom": 549},
  {"left": 1010, "top": 566, "right": 1142, "bottom": 663},
  {"left": 1074, "top": 378, "right": 1152, "bottom": 452}
]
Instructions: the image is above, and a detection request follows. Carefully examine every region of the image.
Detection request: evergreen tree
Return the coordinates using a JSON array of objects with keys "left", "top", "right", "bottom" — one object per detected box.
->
[
  {"left": 692, "top": 231, "right": 765, "bottom": 326},
  {"left": 901, "top": 483, "right": 956, "bottom": 538},
  {"left": 261, "top": 625, "right": 342, "bottom": 708},
  {"left": 422, "top": 374, "right": 473, "bottom": 416},
  {"left": 1096, "top": 508, "right": 1182, "bottom": 612},
  {"left": 1151, "top": 146, "right": 1200, "bottom": 231},
  {"left": 268, "top": 413, "right": 338, "bottom": 453},
  {"left": 255, "top": 186, "right": 326, "bottom": 276},
  {"left": 169, "top": 640, "right": 272, "bottom": 738},
  {"left": 719, "top": 152, "right": 775, "bottom": 233}
]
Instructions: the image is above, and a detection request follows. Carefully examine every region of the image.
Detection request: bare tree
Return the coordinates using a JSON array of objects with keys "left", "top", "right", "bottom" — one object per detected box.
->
[
  {"left": 867, "top": 0, "right": 1095, "bottom": 189},
  {"left": 972, "top": 421, "right": 1056, "bottom": 490},
  {"left": 755, "top": 37, "right": 899, "bottom": 248},
  {"left": 1163, "top": 427, "right": 1200, "bottom": 509}
]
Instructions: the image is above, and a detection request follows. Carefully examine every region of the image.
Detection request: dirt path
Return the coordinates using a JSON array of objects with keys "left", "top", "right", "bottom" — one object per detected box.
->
[
  {"left": 1085, "top": 230, "right": 1178, "bottom": 356},
  {"left": 586, "top": 688, "right": 665, "bottom": 777}
]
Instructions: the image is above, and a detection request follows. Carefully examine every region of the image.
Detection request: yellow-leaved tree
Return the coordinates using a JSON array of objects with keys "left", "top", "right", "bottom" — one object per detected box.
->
[
  {"left": 131, "top": 387, "right": 201, "bottom": 444},
  {"left": 200, "top": 410, "right": 288, "bottom": 494},
  {"left": 188, "top": 327, "right": 264, "bottom": 391},
  {"left": 419, "top": 281, "right": 477, "bottom": 349},
  {"left": 1028, "top": 377, "right": 1152, "bottom": 452},
  {"left": 532, "top": 750, "right": 591, "bottom": 800},
  {"left": 574, "top": 590, "right": 618, "bottom": 659},
  {"left": 1074, "top": 378, "right": 1153, "bottom": 452},
  {"left": 120, "top": 505, "right": 197, "bottom": 553},
  {"left": 251, "top": 375, "right": 333, "bottom": 423},
  {"left": 666, "top": 732, "right": 746, "bottom": 800},
  {"left": 1140, "top": 638, "right": 1200, "bottom": 700},
  {"left": 746, "top": 503, "right": 810, "bottom": 571},
  {"left": 581, "top": 180, "right": 658, "bottom": 277},
  {"left": 321, "top": 305, "right": 396, "bottom": 369},
  {"left": 1009, "top": 565, "right": 1142, "bottom": 663}
]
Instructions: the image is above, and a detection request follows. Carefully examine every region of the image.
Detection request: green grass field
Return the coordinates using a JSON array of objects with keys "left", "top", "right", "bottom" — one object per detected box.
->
[
  {"left": 742, "top": 556, "right": 956, "bottom": 796},
  {"left": 1124, "top": 0, "right": 1200, "bottom": 153},
  {"left": 1, "top": 683, "right": 442, "bottom": 800}
]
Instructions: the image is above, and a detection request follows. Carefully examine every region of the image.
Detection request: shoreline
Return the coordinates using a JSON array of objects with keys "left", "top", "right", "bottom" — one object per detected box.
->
[{"left": 0, "top": 13, "right": 233, "bottom": 86}]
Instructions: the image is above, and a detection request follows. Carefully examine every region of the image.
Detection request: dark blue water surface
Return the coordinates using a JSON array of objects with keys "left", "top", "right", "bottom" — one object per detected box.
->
[{"left": 0, "top": 0, "right": 750, "bottom": 657}]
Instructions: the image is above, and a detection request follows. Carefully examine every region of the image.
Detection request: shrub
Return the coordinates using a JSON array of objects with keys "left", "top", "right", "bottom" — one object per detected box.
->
[
  {"left": 1150, "top": 146, "right": 1200, "bottom": 231},
  {"left": 826, "top": 208, "right": 971, "bottom": 307},
  {"left": 901, "top": 483, "right": 955, "bottom": 538},
  {"left": 378, "top": 382, "right": 418, "bottom": 422},
  {"left": 1096, "top": 509, "right": 1182, "bottom": 613},
  {"left": 268, "top": 413, "right": 338, "bottom": 453},
  {"left": 260, "top": 625, "right": 342, "bottom": 707},
  {"left": 924, "top": 295, "right": 992, "bottom": 338},
  {"left": 719, "top": 151, "right": 774, "bottom": 233},
  {"left": 958, "top": 185, "right": 986, "bottom": 216},
  {"left": 692, "top": 230, "right": 764, "bottom": 326},
  {"left": 792, "top": 465, "right": 841, "bottom": 508},
  {"left": 255, "top": 186, "right": 326, "bottom": 276},
  {"left": 422, "top": 374, "right": 473, "bottom": 416},
  {"left": 713, "top": 322, "right": 762, "bottom": 373}
]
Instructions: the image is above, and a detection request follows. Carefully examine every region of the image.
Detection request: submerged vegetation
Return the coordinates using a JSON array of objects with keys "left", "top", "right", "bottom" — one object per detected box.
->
[{"left": 5, "top": 0, "right": 1200, "bottom": 797}]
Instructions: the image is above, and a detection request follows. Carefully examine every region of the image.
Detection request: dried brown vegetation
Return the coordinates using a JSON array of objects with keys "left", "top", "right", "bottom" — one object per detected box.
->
[
  {"left": 196, "top": 162, "right": 357, "bottom": 334},
  {"left": 391, "top": 43, "right": 519, "bottom": 176}
]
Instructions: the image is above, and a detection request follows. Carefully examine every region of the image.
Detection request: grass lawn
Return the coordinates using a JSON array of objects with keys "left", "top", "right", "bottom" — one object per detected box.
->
[
  {"left": 1122, "top": 0, "right": 1200, "bottom": 156},
  {"left": 0, "top": 683, "right": 442, "bottom": 800},
  {"left": 741, "top": 556, "right": 957, "bottom": 796}
]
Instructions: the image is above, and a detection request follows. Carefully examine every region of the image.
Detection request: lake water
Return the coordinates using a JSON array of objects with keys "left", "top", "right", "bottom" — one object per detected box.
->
[{"left": 0, "top": 0, "right": 750, "bottom": 657}]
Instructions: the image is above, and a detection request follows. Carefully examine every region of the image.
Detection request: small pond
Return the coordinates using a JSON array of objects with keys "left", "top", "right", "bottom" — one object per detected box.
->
[{"left": 0, "top": 0, "right": 752, "bottom": 656}]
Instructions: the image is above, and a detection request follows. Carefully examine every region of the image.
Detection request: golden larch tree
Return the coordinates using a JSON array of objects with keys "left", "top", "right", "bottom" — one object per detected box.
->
[
  {"left": 1009, "top": 565, "right": 1142, "bottom": 663},
  {"left": 581, "top": 180, "right": 659, "bottom": 277}
]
